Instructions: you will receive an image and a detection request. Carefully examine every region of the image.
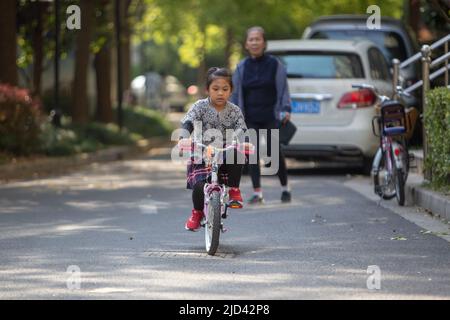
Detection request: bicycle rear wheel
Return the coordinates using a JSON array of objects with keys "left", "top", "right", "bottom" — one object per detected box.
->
[{"left": 205, "top": 191, "right": 221, "bottom": 256}]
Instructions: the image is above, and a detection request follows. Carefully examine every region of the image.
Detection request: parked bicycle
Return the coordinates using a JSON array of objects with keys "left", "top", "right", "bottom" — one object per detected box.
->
[
  {"left": 180, "top": 139, "right": 254, "bottom": 255},
  {"left": 352, "top": 84, "right": 415, "bottom": 206}
]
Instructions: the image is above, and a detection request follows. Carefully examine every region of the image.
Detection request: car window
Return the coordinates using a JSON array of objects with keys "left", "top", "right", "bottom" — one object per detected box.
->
[
  {"left": 368, "top": 47, "right": 391, "bottom": 81},
  {"left": 272, "top": 51, "right": 364, "bottom": 79},
  {"left": 311, "top": 30, "right": 408, "bottom": 64}
]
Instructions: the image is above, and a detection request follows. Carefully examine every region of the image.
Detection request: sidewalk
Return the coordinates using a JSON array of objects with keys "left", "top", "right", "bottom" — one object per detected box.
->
[
  {"left": 406, "top": 149, "right": 450, "bottom": 222},
  {"left": 0, "top": 137, "right": 171, "bottom": 183}
]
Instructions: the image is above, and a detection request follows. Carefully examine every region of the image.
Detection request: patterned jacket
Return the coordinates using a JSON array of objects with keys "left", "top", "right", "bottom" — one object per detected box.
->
[{"left": 180, "top": 98, "right": 247, "bottom": 144}]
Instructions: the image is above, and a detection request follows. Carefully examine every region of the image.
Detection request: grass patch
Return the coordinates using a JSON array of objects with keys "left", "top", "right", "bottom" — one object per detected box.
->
[
  {"left": 121, "top": 105, "right": 174, "bottom": 138},
  {"left": 39, "top": 121, "right": 141, "bottom": 157},
  {"left": 38, "top": 106, "right": 173, "bottom": 157}
]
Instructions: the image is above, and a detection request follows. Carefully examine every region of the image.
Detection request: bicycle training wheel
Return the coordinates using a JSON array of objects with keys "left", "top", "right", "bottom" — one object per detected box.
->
[{"left": 205, "top": 190, "right": 221, "bottom": 255}]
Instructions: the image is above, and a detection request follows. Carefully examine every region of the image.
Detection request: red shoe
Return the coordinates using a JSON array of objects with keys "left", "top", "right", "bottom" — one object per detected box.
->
[
  {"left": 228, "top": 187, "right": 243, "bottom": 209},
  {"left": 185, "top": 209, "right": 204, "bottom": 231}
]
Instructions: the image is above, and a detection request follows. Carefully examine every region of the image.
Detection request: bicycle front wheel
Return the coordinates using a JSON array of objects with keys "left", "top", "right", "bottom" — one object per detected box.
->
[
  {"left": 205, "top": 190, "right": 221, "bottom": 256},
  {"left": 374, "top": 151, "right": 396, "bottom": 200}
]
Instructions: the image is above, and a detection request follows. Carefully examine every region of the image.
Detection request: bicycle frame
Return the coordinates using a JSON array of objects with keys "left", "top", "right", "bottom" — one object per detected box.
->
[
  {"left": 202, "top": 148, "right": 229, "bottom": 224},
  {"left": 193, "top": 141, "right": 247, "bottom": 226}
]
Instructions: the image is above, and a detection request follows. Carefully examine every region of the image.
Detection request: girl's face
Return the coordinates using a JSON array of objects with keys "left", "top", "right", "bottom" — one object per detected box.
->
[
  {"left": 245, "top": 30, "right": 265, "bottom": 58},
  {"left": 207, "top": 78, "right": 232, "bottom": 109}
]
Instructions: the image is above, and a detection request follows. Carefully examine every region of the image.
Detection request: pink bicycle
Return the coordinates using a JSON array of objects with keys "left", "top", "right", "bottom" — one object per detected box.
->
[{"left": 181, "top": 139, "right": 254, "bottom": 255}]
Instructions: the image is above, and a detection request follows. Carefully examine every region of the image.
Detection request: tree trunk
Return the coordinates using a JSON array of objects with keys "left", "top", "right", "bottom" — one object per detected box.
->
[
  {"left": 408, "top": 0, "right": 421, "bottom": 39},
  {"left": 32, "top": 2, "right": 47, "bottom": 97},
  {"left": 224, "top": 27, "right": 234, "bottom": 69},
  {"left": 72, "top": 0, "right": 95, "bottom": 124},
  {"left": 120, "top": 0, "right": 132, "bottom": 93},
  {"left": 95, "top": 43, "right": 113, "bottom": 123},
  {"left": 0, "top": 0, "right": 18, "bottom": 86}
]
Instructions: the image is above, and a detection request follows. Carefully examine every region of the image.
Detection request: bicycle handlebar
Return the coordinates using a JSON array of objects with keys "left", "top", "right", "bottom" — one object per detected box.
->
[
  {"left": 352, "top": 83, "right": 411, "bottom": 103},
  {"left": 179, "top": 139, "right": 255, "bottom": 155}
]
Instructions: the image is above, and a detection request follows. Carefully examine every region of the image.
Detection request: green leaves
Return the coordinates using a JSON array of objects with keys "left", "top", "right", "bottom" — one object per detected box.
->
[
  {"left": 424, "top": 88, "right": 450, "bottom": 188},
  {"left": 133, "top": 0, "right": 403, "bottom": 86}
]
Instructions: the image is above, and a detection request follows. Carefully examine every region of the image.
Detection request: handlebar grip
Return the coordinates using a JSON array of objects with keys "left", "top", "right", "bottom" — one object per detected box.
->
[{"left": 371, "top": 116, "right": 381, "bottom": 138}]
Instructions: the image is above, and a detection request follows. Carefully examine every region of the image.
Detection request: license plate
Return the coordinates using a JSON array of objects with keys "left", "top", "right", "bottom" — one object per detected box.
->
[{"left": 291, "top": 100, "right": 321, "bottom": 114}]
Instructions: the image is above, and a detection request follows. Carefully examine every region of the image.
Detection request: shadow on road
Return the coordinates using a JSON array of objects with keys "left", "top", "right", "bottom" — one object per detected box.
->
[{"left": 242, "top": 160, "right": 365, "bottom": 177}]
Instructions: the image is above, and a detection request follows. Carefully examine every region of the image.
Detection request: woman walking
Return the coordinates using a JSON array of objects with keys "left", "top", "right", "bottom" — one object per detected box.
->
[{"left": 231, "top": 26, "right": 292, "bottom": 204}]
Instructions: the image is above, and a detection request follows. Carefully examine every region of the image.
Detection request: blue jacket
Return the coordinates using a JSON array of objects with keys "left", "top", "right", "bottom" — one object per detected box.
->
[{"left": 231, "top": 55, "right": 292, "bottom": 122}]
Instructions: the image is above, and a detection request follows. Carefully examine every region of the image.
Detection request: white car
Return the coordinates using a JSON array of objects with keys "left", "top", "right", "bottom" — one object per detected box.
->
[{"left": 266, "top": 39, "right": 393, "bottom": 173}]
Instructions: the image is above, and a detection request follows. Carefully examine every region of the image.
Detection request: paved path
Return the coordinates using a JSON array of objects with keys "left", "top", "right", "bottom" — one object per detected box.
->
[{"left": 1, "top": 148, "right": 449, "bottom": 299}]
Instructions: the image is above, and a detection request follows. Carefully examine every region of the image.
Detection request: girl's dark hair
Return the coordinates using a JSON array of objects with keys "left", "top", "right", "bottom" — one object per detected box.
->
[{"left": 206, "top": 67, "right": 233, "bottom": 89}]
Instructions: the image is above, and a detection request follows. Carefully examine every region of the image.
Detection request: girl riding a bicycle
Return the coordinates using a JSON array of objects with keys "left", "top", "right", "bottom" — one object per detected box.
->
[{"left": 178, "top": 67, "right": 249, "bottom": 231}]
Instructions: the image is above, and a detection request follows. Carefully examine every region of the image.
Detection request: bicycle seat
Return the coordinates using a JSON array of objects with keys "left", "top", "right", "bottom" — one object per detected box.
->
[{"left": 384, "top": 126, "right": 406, "bottom": 136}]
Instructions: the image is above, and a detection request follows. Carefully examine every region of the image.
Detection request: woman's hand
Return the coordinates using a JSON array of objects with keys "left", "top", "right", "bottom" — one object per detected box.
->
[{"left": 283, "top": 112, "right": 291, "bottom": 124}]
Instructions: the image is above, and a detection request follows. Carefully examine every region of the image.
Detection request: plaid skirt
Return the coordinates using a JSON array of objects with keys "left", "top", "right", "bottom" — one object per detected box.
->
[{"left": 186, "top": 161, "right": 229, "bottom": 189}]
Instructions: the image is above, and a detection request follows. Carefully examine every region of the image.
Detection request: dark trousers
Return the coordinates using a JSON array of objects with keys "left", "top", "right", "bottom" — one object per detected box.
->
[
  {"left": 246, "top": 121, "right": 288, "bottom": 189},
  {"left": 192, "top": 151, "right": 243, "bottom": 211}
]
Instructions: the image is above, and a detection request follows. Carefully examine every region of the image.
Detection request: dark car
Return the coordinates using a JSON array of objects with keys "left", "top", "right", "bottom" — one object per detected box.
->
[{"left": 302, "top": 15, "right": 420, "bottom": 90}]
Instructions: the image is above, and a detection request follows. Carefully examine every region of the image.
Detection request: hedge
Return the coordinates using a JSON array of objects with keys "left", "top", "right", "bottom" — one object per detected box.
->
[
  {"left": 0, "top": 84, "right": 42, "bottom": 155},
  {"left": 424, "top": 87, "right": 450, "bottom": 187}
]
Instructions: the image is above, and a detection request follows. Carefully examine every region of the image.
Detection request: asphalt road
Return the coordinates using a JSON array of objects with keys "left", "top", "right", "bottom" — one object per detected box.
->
[{"left": 1, "top": 148, "right": 450, "bottom": 299}]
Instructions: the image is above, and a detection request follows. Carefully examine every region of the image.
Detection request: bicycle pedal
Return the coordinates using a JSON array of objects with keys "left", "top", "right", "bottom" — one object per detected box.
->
[{"left": 222, "top": 205, "right": 228, "bottom": 219}]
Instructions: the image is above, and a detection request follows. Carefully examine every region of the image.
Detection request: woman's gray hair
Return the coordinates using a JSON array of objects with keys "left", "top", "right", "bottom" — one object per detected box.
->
[{"left": 246, "top": 26, "right": 266, "bottom": 42}]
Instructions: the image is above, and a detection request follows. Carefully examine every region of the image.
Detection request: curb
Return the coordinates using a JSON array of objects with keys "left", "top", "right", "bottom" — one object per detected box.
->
[
  {"left": 0, "top": 137, "right": 171, "bottom": 182},
  {"left": 406, "top": 150, "right": 450, "bottom": 222},
  {"left": 406, "top": 183, "right": 450, "bottom": 221}
]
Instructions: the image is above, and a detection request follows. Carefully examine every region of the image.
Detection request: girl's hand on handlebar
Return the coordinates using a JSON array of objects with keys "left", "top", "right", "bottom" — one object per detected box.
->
[
  {"left": 238, "top": 142, "right": 255, "bottom": 155},
  {"left": 177, "top": 138, "right": 192, "bottom": 151}
]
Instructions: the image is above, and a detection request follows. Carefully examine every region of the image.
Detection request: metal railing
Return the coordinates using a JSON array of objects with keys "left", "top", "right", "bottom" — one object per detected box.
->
[{"left": 392, "top": 33, "right": 450, "bottom": 180}]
